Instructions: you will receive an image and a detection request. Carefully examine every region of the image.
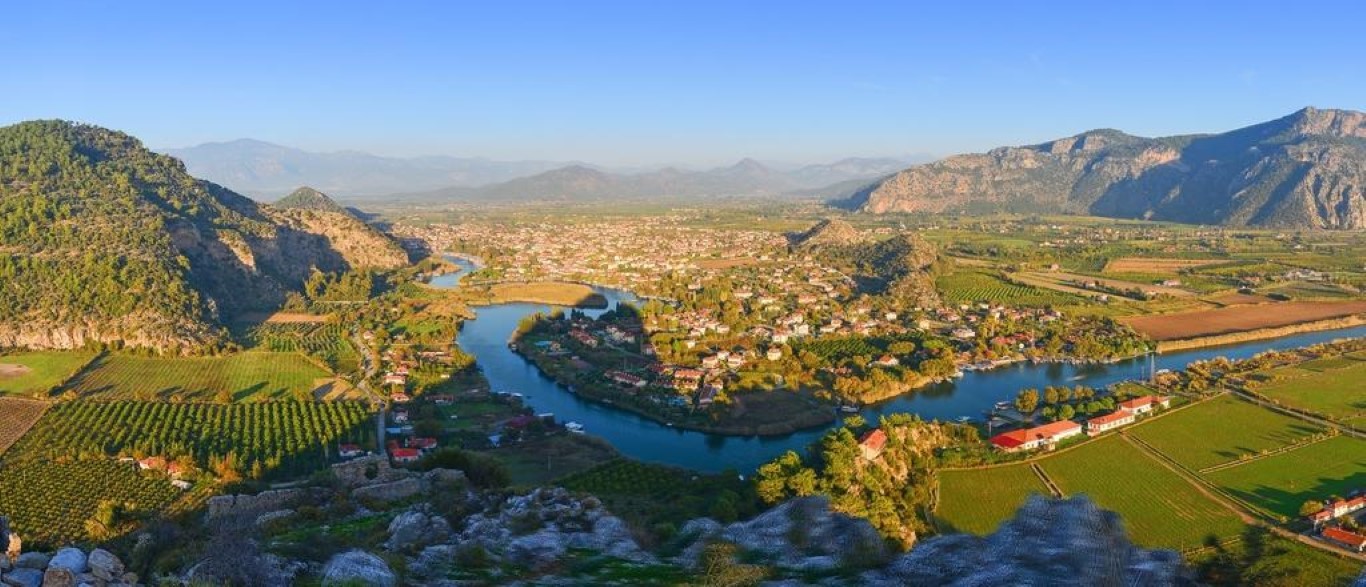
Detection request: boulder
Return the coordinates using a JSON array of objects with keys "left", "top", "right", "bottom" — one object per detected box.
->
[
  {"left": 384, "top": 509, "right": 451, "bottom": 552},
  {"left": 12, "top": 554, "right": 46, "bottom": 570},
  {"left": 321, "top": 550, "right": 396, "bottom": 587},
  {"left": 47, "top": 548, "right": 88, "bottom": 574},
  {"left": 505, "top": 529, "right": 569, "bottom": 569},
  {"left": 86, "top": 549, "right": 124, "bottom": 582},
  {"left": 0, "top": 568, "right": 42, "bottom": 587},
  {"left": 862, "top": 496, "right": 1194, "bottom": 585},
  {"left": 675, "top": 496, "right": 885, "bottom": 570},
  {"left": 39, "top": 567, "right": 75, "bottom": 587}
]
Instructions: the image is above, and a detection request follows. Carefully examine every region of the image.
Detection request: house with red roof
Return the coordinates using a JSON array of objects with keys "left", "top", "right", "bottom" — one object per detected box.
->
[
  {"left": 1117, "top": 395, "right": 1170, "bottom": 415},
  {"left": 391, "top": 448, "right": 422, "bottom": 463},
  {"left": 339, "top": 444, "right": 364, "bottom": 458},
  {"left": 1323, "top": 527, "right": 1366, "bottom": 552},
  {"left": 1086, "top": 410, "right": 1136, "bottom": 436},
  {"left": 409, "top": 437, "right": 439, "bottom": 451},
  {"left": 1309, "top": 495, "right": 1366, "bottom": 527},
  {"left": 989, "top": 420, "right": 1083, "bottom": 453},
  {"left": 858, "top": 429, "right": 888, "bottom": 461}
]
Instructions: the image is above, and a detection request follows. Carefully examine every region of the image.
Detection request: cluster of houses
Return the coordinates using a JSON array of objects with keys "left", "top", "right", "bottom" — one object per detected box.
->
[
  {"left": 1307, "top": 494, "right": 1366, "bottom": 552},
  {"left": 989, "top": 395, "right": 1170, "bottom": 453}
]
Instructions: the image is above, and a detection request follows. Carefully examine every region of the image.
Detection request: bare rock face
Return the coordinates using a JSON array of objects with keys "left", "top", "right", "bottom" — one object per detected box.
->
[
  {"left": 384, "top": 506, "right": 452, "bottom": 552},
  {"left": 862, "top": 496, "right": 1194, "bottom": 586},
  {"left": 454, "top": 487, "right": 652, "bottom": 570},
  {"left": 321, "top": 549, "right": 396, "bottom": 587},
  {"left": 675, "top": 496, "right": 887, "bottom": 572},
  {"left": 851, "top": 107, "right": 1366, "bottom": 229}
]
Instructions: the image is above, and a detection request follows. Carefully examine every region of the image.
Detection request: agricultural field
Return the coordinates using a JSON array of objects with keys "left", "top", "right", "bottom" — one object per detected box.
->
[
  {"left": 0, "top": 397, "right": 48, "bottom": 455},
  {"left": 244, "top": 322, "right": 361, "bottom": 375},
  {"left": 558, "top": 458, "right": 760, "bottom": 532},
  {"left": 68, "top": 351, "right": 332, "bottom": 402},
  {"left": 1103, "top": 257, "right": 1227, "bottom": 274},
  {"left": 1127, "top": 395, "right": 1326, "bottom": 471},
  {"left": 1251, "top": 361, "right": 1366, "bottom": 421},
  {"left": 0, "top": 351, "right": 96, "bottom": 397},
  {"left": 1122, "top": 300, "right": 1366, "bottom": 341},
  {"left": 0, "top": 459, "right": 182, "bottom": 549},
  {"left": 1207, "top": 436, "right": 1366, "bottom": 520},
  {"left": 936, "top": 268, "right": 1083, "bottom": 307},
  {"left": 1039, "top": 436, "right": 1246, "bottom": 549},
  {"left": 9, "top": 400, "right": 372, "bottom": 476},
  {"left": 934, "top": 464, "right": 1049, "bottom": 535}
]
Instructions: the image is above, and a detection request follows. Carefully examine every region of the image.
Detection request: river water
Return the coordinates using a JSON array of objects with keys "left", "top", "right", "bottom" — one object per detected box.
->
[{"left": 435, "top": 257, "right": 1366, "bottom": 473}]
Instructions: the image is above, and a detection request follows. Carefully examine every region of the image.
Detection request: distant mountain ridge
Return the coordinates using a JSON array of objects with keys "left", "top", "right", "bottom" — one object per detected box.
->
[
  {"left": 388, "top": 157, "right": 914, "bottom": 202},
  {"left": 846, "top": 107, "right": 1366, "bottom": 229},
  {"left": 163, "top": 139, "right": 569, "bottom": 199}
]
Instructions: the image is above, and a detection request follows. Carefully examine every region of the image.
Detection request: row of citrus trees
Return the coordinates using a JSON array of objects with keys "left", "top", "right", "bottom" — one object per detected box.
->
[{"left": 6, "top": 400, "right": 370, "bottom": 478}]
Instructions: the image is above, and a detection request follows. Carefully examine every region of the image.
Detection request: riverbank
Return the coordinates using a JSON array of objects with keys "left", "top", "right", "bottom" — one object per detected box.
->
[
  {"left": 462, "top": 281, "right": 610, "bottom": 309},
  {"left": 1155, "top": 315, "right": 1366, "bottom": 353},
  {"left": 511, "top": 339, "right": 836, "bottom": 436}
]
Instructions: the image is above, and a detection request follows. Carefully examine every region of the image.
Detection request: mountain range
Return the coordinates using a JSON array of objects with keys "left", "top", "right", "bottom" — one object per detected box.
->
[
  {"left": 383, "top": 157, "right": 914, "bottom": 203},
  {"left": 164, "top": 139, "right": 917, "bottom": 203},
  {"left": 0, "top": 121, "right": 407, "bottom": 351},
  {"left": 162, "top": 139, "right": 569, "bottom": 199},
  {"left": 843, "top": 107, "right": 1366, "bottom": 229}
]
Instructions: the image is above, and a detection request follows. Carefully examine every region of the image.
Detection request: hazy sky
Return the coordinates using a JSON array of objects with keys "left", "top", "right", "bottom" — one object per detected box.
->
[{"left": 5, "top": 1, "right": 1364, "bottom": 166}]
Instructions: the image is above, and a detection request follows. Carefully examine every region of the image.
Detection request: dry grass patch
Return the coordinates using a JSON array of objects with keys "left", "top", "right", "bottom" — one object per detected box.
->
[
  {"left": 1104, "top": 257, "right": 1226, "bottom": 274},
  {"left": 1123, "top": 301, "right": 1366, "bottom": 341}
]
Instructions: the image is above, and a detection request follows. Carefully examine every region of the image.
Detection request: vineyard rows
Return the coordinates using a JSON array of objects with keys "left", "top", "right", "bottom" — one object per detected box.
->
[
  {"left": 8, "top": 401, "right": 371, "bottom": 475},
  {"left": 245, "top": 323, "right": 360, "bottom": 375},
  {"left": 0, "top": 397, "right": 48, "bottom": 454}
]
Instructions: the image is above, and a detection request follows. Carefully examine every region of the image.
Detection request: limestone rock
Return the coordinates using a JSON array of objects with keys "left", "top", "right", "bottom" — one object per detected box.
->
[
  {"left": 86, "top": 549, "right": 124, "bottom": 582},
  {"left": 861, "top": 495, "right": 1194, "bottom": 586},
  {"left": 12, "top": 553, "right": 46, "bottom": 570},
  {"left": 676, "top": 496, "right": 885, "bottom": 571},
  {"left": 47, "top": 548, "right": 88, "bottom": 575},
  {"left": 0, "top": 568, "right": 42, "bottom": 587},
  {"left": 384, "top": 508, "right": 451, "bottom": 552},
  {"left": 40, "top": 567, "right": 75, "bottom": 587},
  {"left": 321, "top": 549, "right": 396, "bottom": 587}
]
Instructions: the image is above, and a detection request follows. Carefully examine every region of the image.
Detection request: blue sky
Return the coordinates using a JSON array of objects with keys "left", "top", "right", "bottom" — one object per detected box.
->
[{"left": 4, "top": 1, "right": 1363, "bottom": 166}]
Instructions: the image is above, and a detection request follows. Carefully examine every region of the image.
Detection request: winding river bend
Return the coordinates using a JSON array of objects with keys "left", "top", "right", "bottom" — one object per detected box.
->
[{"left": 435, "top": 257, "right": 1366, "bottom": 473}]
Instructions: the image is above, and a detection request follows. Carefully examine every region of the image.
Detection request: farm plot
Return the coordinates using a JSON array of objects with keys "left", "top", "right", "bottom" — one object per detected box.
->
[
  {"left": 1122, "top": 300, "right": 1366, "bottom": 341},
  {"left": 1127, "top": 395, "right": 1325, "bottom": 471},
  {"left": 936, "top": 269, "right": 1083, "bottom": 307},
  {"left": 935, "top": 464, "right": 1050, "bottom": 535},
  {"left": 0, "top": 397, "right": 48, "bottom": 455},
  {"left": 1252, "top": 361, "right": 1366, "bottom": 421},
  {"left": 1104, "top": 257, "right": 1227, "bottom": 274},
  {"left": 244, "top": 322, "right": 360, "bottom": 375},
  {"left": 68, "top": 352, "right": 331, "bottom": 402},
  {"left": 1039, "top": 436, "right": 1245, "bottom": 549},
  {"left": 9, "top": 400, "right": 372, "bottom": 476},
  {"left": 0, "top": 459, "right": 182, "bottom": 549},
  {"left": 0, "top": 351, "right": 95, "bottom": 397},
  {"left": 1207, "top": 436, "right": 1366, "bottom": 520}
]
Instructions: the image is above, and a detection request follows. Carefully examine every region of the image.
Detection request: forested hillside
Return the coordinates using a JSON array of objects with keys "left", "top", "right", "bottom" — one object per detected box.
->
[{"left": 0, "top": 121, "right": 406, "bottom": 351}]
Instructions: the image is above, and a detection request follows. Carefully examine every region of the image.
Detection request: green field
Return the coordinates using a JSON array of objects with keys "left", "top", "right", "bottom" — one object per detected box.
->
[
  {"left": 1128, "top": 395, "right": 1325, "bottom": 471},
  {"left": 0, "top": 351, "right": 96, "bottom": 397},
  {"left": 243, "top": 322, "right": 360, "bottom": 375},
  {"left": 935, "top": 464, "right": 1050, "bottom": 535},
  {"left": 0, "top": 459, "right": 182, "bottom": 549},
  {"left": 936, "top": 268, "right": 1082, "bottom": 307},
  {"left": 1207, "top": 436, "right": 1366, "bottom": 520},
  {"left": 1254, "top": 361, "right": 1366, "bottom": 421},
  {"left": 1040, "top": 436, "right": 1246, "bottom": 549},
  {"left": 68, "top": 352, "right": 332, "bottom": 401}
]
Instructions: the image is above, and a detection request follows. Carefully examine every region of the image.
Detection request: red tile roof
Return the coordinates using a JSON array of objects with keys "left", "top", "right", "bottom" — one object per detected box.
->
[
  {"left": 859, "top": 429, "right": 888, "bottom": 452},
  {"left": 1323, "top": 527, "right": 1366, "bottom": 548},
  {"left": 391, "top": 448, "right": 421, "bottom": 459},
  {"left": 989, "top": 420, "right": 1082, "bottom": 449},
  {"left": 1088, "top": 411, "right": 1134, "bottom": 427}
]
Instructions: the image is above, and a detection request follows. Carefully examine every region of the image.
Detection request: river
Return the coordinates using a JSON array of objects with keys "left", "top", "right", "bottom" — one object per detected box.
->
[{"left": 435, "top": 256, "right": 1366, "bottom": 473}]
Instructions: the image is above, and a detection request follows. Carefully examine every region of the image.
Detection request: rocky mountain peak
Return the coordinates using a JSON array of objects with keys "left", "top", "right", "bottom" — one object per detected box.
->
[{"left": 274, "top": 186, "right": 348, "bottom": 214}]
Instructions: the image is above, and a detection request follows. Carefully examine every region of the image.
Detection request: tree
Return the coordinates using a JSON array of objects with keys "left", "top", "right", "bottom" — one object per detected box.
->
[
  {"left": 1057, "top": 404, "right": 1075, "bottom": 421},
  {"left": 1014, "top": 388, "right": 1039, "bottom": 416},
  {"left": 1298, "top": 500, "right": 1324, "bottom": 517}
]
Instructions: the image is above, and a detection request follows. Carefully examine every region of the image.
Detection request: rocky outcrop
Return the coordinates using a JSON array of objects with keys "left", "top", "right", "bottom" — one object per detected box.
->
[
  {"left": 384, "top": 506, "right": 452, "bottom": 552},
  {"left": 861, "top": 496, "right": 1193, "bottom": 586},
  {"left": 790, "top": 218, "right": 863, "bottom": 250},
  {"left": 321, "top": 549, "right": 396, "bottom": 587},
  {"left": 0, "top": 546, "right": 135, "bottom": 587},
  {"left": 850, "top": 107, "right": 1366, "bottom": 229},
  {"left": 675, "top": 496, "right": 888, "bottom": 572},
  {"left": 451, "top": 488, "right": 652, "bottom": 571}
]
